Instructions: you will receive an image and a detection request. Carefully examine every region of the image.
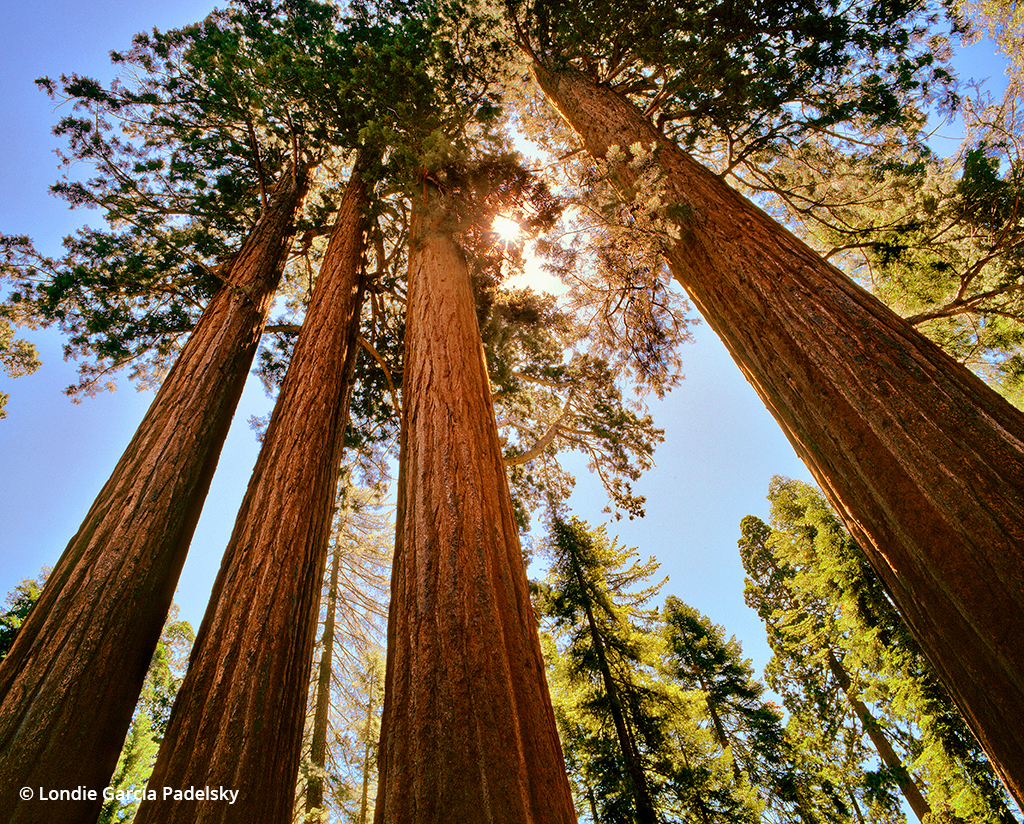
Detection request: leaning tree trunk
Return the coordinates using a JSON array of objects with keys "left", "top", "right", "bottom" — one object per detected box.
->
[
  {"left": 132, "top": 158, "right": 370, "bottom": 824},
  {"left": 0, "top": 165, "right": 308, "bottom": 824},
  {"left": 826, "top": 650, "right": 931, "bottom": 822},
  {"left": 373, "top": 182, "right": 577, "bottom": 824},
  {"left": 530, "top": 62, "right": 1024, "bottom": 807}
]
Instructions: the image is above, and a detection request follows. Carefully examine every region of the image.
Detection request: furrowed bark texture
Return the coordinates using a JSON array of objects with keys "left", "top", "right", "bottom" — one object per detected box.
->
[
  {"left": 532, "top": 64, "right": 1024, "bottom": 805},
  {"left": 0, "top": 167, "right": 308, "bottom": 824},
  {"left": 133, "top": 163, "right": 369, "bottom": 824},
  {"left": 373, "top": 185, "right": 577, "bottom": 824}
]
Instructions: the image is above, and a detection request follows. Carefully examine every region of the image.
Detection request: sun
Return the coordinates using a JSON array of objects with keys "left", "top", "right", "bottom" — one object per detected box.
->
[{"left": 492, "top": 214, "right": 521, "bottom": 242}]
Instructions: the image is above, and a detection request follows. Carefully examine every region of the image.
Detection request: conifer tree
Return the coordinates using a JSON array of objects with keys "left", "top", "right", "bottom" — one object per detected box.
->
[
  {"left": 747, "top": 109, "right": 1024, "bottom": 405},
  {"left": 539, "top": 519, "right": 782, "bottom": 824},
  {"left": 374, "top": 164, "right": 576, "bottom": 824},
  {"left": 0, "top": 161, "right": 309, "bottom": 824},
  {"left": 299, "top": 484, "right": 391, "bottom": 824},
  {"left": 661, "top": 596, "right": 833, "bottom": 824},
  {"left": 540, "top": 517, "right": 667, "bottom": 824},
  {"left": 98, "top": 609, "right": 194, "bottom": 824},
  {"left": 0, "top": 7, "right": 327, "bottom": 818},
  {"left": 133, "top": 144, "right": 370, "bottom": 823},
  {"left": 0, "top": 568, "right": 47, "bottom": 661},
  {"left": 740, "top": 478, "right": 1020, "bottom": 824},
  {"left": 506, "top": 0, "right": 1024, "bottom": 798},
  {"left": 740, "top": 514, "right": 916, "bottom": 824}
]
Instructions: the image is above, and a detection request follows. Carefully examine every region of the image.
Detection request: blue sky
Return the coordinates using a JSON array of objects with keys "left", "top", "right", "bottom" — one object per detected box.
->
[{"left": 0, "top": 1, "right": 1012, "bottom": 679}]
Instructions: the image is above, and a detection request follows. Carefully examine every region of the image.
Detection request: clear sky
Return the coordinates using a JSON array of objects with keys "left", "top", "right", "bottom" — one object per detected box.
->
[{"left": 0, "top": 1, "right": 1011, "bottom": 680}]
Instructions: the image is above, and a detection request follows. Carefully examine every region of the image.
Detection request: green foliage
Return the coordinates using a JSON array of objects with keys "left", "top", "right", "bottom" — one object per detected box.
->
[
  {"left": 0, "top": 570, "right": 192, "bottom": 821},
  {"left": 509, "top": 0, "right": 961, "bottom": 162},
  {"left": 98, "top": 606, "right": 195, "bottom": 823},
  {"left": 539, "top": 518, "right": 854, "bottom": 824},
  {"left": 740, "top": 477, "right": 1021, "bottom": 824},
  {"left": 3, "top": 3, "right": 330, "bottom": 397},
  {"left": 662, "top": 596, "right": 824, "bottom": 824},
  {"left": 740, "top": 507, "right": 906, "bottom": 824},
  {"left": 538, "top": 517, "right": 670, "bottom": 822},
  {"left": 4, "top": 0, "right": 419, "bottom": 399},
  {"left": 0, "top": 568, "right": 48, "bottom": 659},
  {"left": 749, "top": 105, "right": 1024, "bottom": 404},
  {"left": 486, "top": 287, "right": 666, "bottom": 522},
  {"left": 0, "top": 315, "right": 41, "bottom": 420}
]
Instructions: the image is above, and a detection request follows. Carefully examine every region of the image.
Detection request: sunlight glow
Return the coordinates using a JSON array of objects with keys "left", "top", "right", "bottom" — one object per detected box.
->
[{"left": 492, "top": 214, "right": 521, "bottom": 242}]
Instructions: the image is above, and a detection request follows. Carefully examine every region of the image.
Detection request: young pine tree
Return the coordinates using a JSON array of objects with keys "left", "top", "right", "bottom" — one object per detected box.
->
[
  {"left": 539, "top": 517, "right": 674, "bottom": 824},
  {"left": 661, "top": 596, "right": 835, "bottom": 824}
]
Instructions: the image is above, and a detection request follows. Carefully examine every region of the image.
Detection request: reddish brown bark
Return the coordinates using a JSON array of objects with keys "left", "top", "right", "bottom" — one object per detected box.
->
[
  {"left": 373, "top": 183, "right": 577, "bottom": 824},
  {"left": 132, "top": 161, "right": 370, "bottom": 824},
  {"left": 0, "top": 166, "right": 308, "bottom": 824},
  {"left": 531, "top": 63, "right": 1024, "bottom": 807}
]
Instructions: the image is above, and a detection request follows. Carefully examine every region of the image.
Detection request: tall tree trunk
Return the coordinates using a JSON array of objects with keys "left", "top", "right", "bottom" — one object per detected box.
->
[
  {"left": 133, "top": 157, "right": 370, "bottom": 824},
  {"left": 568, "top": 550, "right": 657, "bottom": 824},
  {"left": 373, "top": 182, "right": 577, "bottom": 824},
  {"left": 358, "top": 664, "right": 377, "bottom": 824},
  {"left": 826, "top": 650, "right": 931, "bottom": 822},
  {"left": 530, "top": 62, "right": 1024, "bottom": 806},
  {"left": 306, "top": 540, "right": 343, "bottom": 823},
  {"left": 0, "top": 165, "right": 308, "bottom": 824}
]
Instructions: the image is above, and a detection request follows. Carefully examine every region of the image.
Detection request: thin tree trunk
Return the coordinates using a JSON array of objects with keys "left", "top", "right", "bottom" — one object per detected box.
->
[
  {"left": 586, "top": 778, "right": 601, "bottom": 824},
  {"left": 568, "top": 551, "right": 657, "bottom": 824},
  {"left": 306, "top": 541, "right": 343, "bottom": 822},
  {"left": 530, "top": 62, "right": 1024, "bottom": 806},
  {"left": 133, "top": 157, "right": 370, "bottom": 824},
  {"left": 373, "top": 181, "right": 577, "bottom": 824},
  {"left": 826, "top": 651, "right": 931, "bottom": 823},
  {"left": 359, "top": 665, "right": 377, "bottom": 824},
  {"left": 0, "top": 165, "right": 308, "bottom": 824},
  {"left": 848, "top": 788, "right": 867, "bottom": 824},
  {"left": 695, "top": 673, "right": 742, "bottom": 785}
]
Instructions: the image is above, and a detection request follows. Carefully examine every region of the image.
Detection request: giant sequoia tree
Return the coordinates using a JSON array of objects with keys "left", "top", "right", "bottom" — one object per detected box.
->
[
  {"left": 0, "top": 160, "right": 308, "bottom": 824},
  {"left": 373, "top": 168, "right": 576, "bottom": 824},
  {"left": 506, "top": 0, "right": 1024, "bottom": 802},
  {"left": 0, "top": 6, "right": 340, "bottom": 820},
  {"left": 133, "top": 147, "right": 370, "bottom": 824},
  {"left": 7, "top": 0, "right": 1024, "bottom": 817}
]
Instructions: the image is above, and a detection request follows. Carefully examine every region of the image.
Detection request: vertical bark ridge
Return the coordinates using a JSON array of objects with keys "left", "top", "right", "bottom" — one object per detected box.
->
[
  {"left": 132, "top": 157, "right": 370, "bottom": 824},
  {"left": 0, "top": 165, "right": 309, "bottom": 824},
  {"left": 530, "top": 63, "right": 1024, "bottom": 806},
  {"left": 373, "top": 184, "right": 577, "bottom": 824}
]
